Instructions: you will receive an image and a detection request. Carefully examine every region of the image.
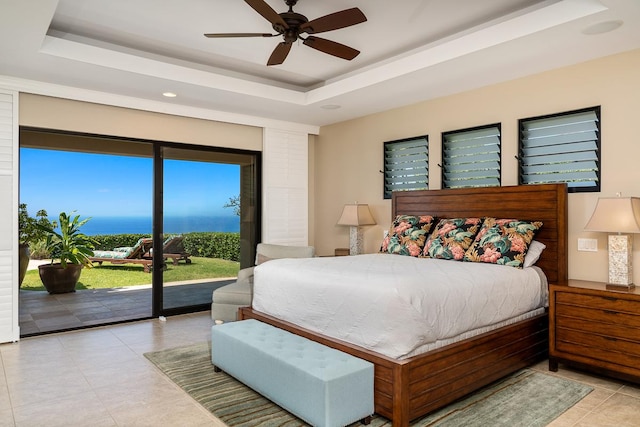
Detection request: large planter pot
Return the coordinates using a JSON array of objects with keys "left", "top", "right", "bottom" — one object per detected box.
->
[
  {"left": 38, "top": 263, "right": 82, "bottom": 294},
  {"left": 18, "top": 243, "right": 30, "bottom": 287}
]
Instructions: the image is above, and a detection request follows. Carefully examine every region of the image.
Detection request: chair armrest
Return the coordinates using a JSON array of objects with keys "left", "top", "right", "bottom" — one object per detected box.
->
[{"left": 237, "top": 266, "right": 255, "bottom": 281}]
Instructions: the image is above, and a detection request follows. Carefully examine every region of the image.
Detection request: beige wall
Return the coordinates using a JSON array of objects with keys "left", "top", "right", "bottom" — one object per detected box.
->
[
  {"left": 19, "top": 94, "right": 263, "bottom": 151},
  {"left": 315, "top": 49, "right": 640, "bottom": 283}
]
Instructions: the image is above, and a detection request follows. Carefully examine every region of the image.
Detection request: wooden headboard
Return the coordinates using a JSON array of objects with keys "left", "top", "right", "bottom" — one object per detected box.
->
[{"left": 392, "top": 183, "right": 568, "bottom": 285}]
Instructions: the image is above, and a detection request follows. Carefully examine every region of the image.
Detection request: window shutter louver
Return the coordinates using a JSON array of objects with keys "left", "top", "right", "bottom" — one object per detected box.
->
[
  {"left": 383, "top": 136, "right": 428, "bottom": 199},
  {"left": 0, "top": 90, "right": 18, "bottom": 343},
  {"left": 442, "top": 125, "right": 501, "bottom": 189},
  {"left": 263, "top": 129, "right": 309, "bottom": 245},
  {"left": 519, "top": 107, "right": 600, "bottom": 192}
]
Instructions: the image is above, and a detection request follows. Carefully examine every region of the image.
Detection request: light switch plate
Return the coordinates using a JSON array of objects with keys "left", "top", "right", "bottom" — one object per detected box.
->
[{"left": 578, "top": 238, "right": 598, "bottom": 252}]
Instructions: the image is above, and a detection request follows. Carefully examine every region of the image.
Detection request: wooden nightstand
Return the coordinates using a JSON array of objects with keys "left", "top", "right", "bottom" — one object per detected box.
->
[{"left": 549, "top": 279, "right": 640, "bottom": 383}]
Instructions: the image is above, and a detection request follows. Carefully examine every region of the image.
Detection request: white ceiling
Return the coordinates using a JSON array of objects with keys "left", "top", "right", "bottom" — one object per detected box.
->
[{"left": 1, "top": 0, "right": 639, "bottom": 129}]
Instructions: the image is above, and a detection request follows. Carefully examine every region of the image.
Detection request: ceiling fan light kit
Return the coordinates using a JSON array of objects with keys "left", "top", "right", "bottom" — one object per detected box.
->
[{"left": 204, "top": 0, "right": 367, "bottom": 65}]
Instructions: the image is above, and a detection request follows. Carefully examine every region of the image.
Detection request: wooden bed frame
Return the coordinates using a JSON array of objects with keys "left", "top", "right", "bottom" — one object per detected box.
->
[{"left": 240, "top": 183, "right": 568, "bottom": 426}]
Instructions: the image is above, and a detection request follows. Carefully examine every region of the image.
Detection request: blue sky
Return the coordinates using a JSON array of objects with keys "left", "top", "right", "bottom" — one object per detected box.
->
[{"left": 20, "top": 148, "right": 240, "bottom": 219}]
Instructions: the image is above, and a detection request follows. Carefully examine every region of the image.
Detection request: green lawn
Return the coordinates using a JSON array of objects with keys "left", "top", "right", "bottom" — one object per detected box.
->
[{"left": 20, "top": 257, "right": 240, "bottom": 291}]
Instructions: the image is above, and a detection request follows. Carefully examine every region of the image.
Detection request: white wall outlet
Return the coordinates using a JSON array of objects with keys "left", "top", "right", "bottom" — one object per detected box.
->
[{"left": 577, "top": 238, "right": 598, "bottom": 252}]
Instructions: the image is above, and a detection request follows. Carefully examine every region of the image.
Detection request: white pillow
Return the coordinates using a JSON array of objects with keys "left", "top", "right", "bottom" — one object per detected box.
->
[{"left": 523, "top": 240, "right": 546, "bottom": 268}]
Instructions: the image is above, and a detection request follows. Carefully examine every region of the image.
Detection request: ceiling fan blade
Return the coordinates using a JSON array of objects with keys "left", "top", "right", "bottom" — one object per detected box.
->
[
  {"left": 204, "top": 33, "right": 276, "bottom": 38},
  {"left": 300, "top": 8, "right": 366, "bottom": 34},
  {"left": 245, "top": 0, "right": 289, "bottom": 29},
  {"left": 302, "top": 36, "right": 360, "bottom": 60},
  {"left": 267, "top": 42, "right": 292, "bottom": 66}
]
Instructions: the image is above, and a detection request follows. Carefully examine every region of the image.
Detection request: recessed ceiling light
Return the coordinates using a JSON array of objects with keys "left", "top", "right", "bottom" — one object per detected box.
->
[
  {"left": 582, "top": 20, "right": 623, "bottom": 35},
  {"left": 162, "top": 92, "right": 177, "bottom": 98},
  {"left": 320, "top": 104, "right": 341, "bottom": 110}
]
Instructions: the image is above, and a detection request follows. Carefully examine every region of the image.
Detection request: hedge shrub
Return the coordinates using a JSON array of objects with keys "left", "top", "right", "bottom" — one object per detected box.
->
[
  {"left": 90, "top": 232, "right": 240, "bottom": 262},
  {"left": 182, "top": 232, "right": 240, "bottom": 261},
  {"left": 91, "top": 234, "right": 144, "bottom": 251}
]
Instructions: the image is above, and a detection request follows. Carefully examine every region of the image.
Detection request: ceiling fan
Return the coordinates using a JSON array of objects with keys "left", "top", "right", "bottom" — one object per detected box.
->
[{"left": 204, "top": 0, "right": 367, "bottom": 66}]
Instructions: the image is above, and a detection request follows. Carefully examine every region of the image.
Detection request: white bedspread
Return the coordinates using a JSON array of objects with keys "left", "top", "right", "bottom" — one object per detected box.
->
[{"left": 252, "top": 253, "right": 548, "bottom": 360}]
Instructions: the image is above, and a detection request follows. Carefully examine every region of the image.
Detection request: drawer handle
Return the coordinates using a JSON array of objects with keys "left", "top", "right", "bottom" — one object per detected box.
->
[
  {"left": 603, "top": 310, "right": 618, "bottom": 315},
  {"left": 603, "top": 336, "right": 618, "bottom": 342},
  {"left": 602, "top": 296, "right": 617, "bottom": 301}
]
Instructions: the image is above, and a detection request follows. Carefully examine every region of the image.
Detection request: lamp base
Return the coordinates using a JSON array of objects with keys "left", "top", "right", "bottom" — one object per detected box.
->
[
  {"left": 349, "top": 226, "right": 364, "bottom": 255},
  {"left": 606, "top": 283, "right": 636, "bottom": 292},
  {"left": 608, "top": 234, "right": 633, "bottom": 285}
]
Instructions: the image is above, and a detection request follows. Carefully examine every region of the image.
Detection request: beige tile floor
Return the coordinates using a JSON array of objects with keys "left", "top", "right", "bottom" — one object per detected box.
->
[{"left": 1, "top": 312, "right": 639, "bottom": 427}]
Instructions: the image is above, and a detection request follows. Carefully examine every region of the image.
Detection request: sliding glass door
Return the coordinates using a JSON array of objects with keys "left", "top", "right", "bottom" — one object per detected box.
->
[
  {"left": 156, "top": 146, "right": 259, "bottom": 315},
  {"left": 19, "top": 127, "right": 260, "bottom": 334},
  {"left": 19, "top": 128, "right": 155, "bottom": 334}
]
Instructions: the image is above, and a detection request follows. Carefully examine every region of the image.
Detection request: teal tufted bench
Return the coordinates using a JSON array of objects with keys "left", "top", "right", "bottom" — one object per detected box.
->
[{"left": 211, "top": 319, "right": 374, "bottom": 427}]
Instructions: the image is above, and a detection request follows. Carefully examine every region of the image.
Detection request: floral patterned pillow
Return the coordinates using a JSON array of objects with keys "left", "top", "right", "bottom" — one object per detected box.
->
[
  {"left": 423, "top": 218, "right": 483, "bottom": 260},
  {"left": 464, "top": 218, "right": 543, "bottom": 268},
  {"left": 381, "top": 215, "right": 436, "bottom": 257}
]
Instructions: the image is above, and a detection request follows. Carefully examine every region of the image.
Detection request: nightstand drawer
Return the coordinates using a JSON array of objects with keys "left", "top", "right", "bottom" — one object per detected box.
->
[
  {"left": 556, "top": 315, "right": 640, "bottom": 342},
  {"left": 556, "top": 292, "right": 639, "bottom": 314},
  {"left": 556, "top": 328, "right": 640, "bottom": 365},
  {"left": 555, "top": 304, "right": 640, "bottom": 328}
]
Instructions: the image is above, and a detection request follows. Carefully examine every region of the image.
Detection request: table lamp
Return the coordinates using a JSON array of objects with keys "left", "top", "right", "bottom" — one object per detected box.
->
[
  {"left": 337, "top": 203, "right": 376, "bottom": 255},
  {"left": 584, "top": 196, "right": 640, "bottom": 289}
]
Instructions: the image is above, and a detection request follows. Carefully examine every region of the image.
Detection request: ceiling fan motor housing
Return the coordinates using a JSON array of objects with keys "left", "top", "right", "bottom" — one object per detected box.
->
[{"left": 274, "top": 11, "right": 308, "bottom": 42}]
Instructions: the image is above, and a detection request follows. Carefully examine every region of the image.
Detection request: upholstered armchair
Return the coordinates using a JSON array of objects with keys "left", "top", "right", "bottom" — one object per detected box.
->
[{"left": 211, "top": 243, "right": 315, "bottom": 322}]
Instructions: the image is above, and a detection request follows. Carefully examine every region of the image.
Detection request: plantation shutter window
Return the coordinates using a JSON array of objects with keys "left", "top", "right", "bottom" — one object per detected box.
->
[
  {"left": 442, "top": 124, "right": 501, "bottom": 189},
  {"left": 519, "top": 107, "right": 600, "bottom": 192},
  {"left": 263, "top": 128, "right": 308, "bottom": 245},
  {"left": 0, "top": 89, "right": 18, "bottom": 343},
  {"left": 383, "top": 136, "right": 428, "bottom": 199}
]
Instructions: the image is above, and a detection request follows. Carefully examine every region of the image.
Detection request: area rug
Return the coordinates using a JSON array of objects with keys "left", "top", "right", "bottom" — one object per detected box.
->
[{"left": 144, "top": 342, "right": 592, "bottom": 427}]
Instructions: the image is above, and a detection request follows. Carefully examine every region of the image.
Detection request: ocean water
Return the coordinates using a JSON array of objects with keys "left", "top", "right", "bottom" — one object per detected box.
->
[{"left": 77, "top": 215, "right": 239, "bottom": 236}]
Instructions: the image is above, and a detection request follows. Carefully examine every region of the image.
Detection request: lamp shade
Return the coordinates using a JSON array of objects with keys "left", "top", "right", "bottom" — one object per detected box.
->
[
  {"left": 584, "top": 197, "right": 640, "bottom": 233},
  {"left": 337, "top": 204, "right": 376, "bottom": 226}
]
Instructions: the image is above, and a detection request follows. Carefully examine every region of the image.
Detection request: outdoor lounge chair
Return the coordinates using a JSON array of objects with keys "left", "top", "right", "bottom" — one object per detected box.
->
[
  {"left": 144, "top": 235, "right": 191, "bottom": 265},
  {"left": 89, "top": 238, "right": 156, "bottom": 273}
]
